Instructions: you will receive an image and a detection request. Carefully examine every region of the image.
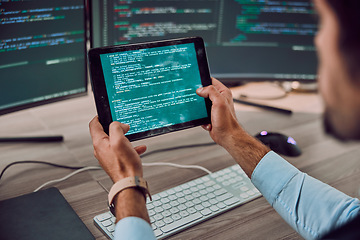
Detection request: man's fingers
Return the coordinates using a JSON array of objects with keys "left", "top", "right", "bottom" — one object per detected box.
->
[
  {"left": 134, "top": 145, "right": 147, "bottom": 155},
  {"left": 197, "top": 84, "right": 223, "bottom": 104},
  {"left": 201, "top": 124, "right": 212, "bottom": 131},
  {"left": 109, "top": 121, "right": 131, "bottom": 146},
  {"left": 89, "top": 116, "right": 109, "bottom": 144}
]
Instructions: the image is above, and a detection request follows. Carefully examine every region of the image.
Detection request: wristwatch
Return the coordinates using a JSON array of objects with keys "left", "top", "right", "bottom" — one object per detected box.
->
[{"left": 108, "top": 176, "right": 151, "bottom": 216}]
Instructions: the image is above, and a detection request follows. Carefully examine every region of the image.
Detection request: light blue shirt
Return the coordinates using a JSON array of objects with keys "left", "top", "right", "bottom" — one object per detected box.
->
[{"left": 114, "top": 151, "right": 360, "bottom": 240}]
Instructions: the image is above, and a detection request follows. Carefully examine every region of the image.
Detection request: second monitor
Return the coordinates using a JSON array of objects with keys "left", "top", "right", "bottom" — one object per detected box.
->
[{"left": 90, "top": 0, "right": 318, "bottom": 84}]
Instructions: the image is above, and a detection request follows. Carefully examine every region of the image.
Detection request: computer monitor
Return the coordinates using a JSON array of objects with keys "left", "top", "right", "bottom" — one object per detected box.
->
[
  {"left": 90, "top": 0, "right": 318, "bottom": 85},
  {"left": 0, "top": 0, "right": 88, "bottom": 117}
]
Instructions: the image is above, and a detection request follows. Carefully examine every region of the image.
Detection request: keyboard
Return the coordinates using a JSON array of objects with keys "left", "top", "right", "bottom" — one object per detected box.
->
[{"left": 94, "top": 164, "right": 262, "bottom": 239}]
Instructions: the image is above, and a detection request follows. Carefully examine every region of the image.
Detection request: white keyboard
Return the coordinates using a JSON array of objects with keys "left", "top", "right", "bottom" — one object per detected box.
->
[{"left": 94, "top": 164, "right": 262, "bottom": 239}]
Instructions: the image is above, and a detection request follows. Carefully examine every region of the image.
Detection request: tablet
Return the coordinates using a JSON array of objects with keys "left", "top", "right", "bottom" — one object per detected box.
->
[{"left": 88, "top": 37, "right": 212, "bottom": 141}]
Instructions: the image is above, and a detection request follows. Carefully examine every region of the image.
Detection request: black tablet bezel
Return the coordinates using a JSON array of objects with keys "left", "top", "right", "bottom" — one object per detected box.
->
[{"left": 88, "top": 37, "right": 212, "bottom": 141}]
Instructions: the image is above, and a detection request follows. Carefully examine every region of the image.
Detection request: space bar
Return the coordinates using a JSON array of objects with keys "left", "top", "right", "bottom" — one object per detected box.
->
[{"left": 161, "top": 212, "right": 203, "bottom": 233}]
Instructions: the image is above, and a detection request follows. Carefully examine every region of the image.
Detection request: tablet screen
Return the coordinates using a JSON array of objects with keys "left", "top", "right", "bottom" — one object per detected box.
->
[{"left": 98, "top": 41, "right": 210, "bottom": 137}]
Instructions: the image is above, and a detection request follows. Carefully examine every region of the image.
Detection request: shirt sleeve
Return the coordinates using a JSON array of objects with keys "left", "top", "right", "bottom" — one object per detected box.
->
[
  {"left": 114, "top": 217, "right": 156, "bottom": 240},
  {"left": 251, "top": 151, "right": 360, "bottom": 240}
]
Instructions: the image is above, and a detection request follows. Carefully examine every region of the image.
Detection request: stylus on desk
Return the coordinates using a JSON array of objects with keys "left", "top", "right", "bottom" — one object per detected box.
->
[{"left": 233, "top": 98, "right": 292, "bottom": 115}]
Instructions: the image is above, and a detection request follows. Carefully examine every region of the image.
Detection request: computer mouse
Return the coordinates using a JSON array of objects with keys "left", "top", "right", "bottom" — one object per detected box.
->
[{"left": 255, "top": 131, "right": 302, "bottom": 157}]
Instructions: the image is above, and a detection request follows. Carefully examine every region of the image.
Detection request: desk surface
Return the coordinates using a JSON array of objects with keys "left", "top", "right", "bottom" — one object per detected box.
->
[{"left": 0, "top": 83, "right": 359, "bottom": 240}]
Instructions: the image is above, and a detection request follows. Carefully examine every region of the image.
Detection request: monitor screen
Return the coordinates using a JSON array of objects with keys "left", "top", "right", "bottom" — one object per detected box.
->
[
  {"left": 90, "top": 0, "right": 318, "bottom": 84},
  {"left": 0, "top": 0, "right": 88, "bottom": 115}
]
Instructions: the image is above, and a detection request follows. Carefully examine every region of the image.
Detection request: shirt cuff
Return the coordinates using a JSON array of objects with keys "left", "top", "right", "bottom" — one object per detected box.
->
[
  {"left": 251, "top": 151, "right": 299, "bottom": 206},
  {"left": 114, "top": 217, "right": 156, "bottom": 240}
]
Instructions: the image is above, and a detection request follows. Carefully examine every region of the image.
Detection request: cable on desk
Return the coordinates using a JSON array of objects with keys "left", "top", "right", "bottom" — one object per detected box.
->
[
  {"left": 143, "top": 162, "right": 212, "bottom": 175},
  {"left": 33, "top": 166, "right": 102, "bottom": 192},
  {"left": 140, "top": 142, "right": 217, "bottom": 158},
  {"left": 0, "top": 160, "right": 85, "bottom": 181},
  {"left": 1, "top": 142, "right": 216, "bottom": 191}
]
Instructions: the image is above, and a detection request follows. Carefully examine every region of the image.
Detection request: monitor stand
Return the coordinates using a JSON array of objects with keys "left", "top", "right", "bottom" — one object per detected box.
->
[{"left": 0, "top": 136, "right": 64, "bottom": 143}]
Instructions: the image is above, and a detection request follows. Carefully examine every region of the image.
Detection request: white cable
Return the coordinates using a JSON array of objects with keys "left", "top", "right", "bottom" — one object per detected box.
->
[
  {"left": 142, "top": 162, "right": 212, "bottom": 175},
  {"left": 33, "top": 166, "right": 102, "bottom": 192},
  {"left": 34, "top": 162, "right": 212, "bottom": 192}
]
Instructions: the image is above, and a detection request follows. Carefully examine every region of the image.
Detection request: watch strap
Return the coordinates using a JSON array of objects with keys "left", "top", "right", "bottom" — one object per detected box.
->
[{"left": 108, "top": 176, "right": 151, "bottom": 206}]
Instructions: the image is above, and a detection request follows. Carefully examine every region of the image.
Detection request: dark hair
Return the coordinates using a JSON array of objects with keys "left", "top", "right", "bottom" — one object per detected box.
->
[{"left": 326, "top": 0, "right": 360, "bottom": 79}]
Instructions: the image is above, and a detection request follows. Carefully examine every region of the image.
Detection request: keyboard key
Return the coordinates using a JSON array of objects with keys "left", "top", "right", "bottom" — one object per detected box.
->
[
  {"left": 96, "top": 212, "right": 111, "bottom": 221},
  {"left": 217, "top": 202, "right": 226, "bottom": 209},
  {"left": 159, "top": 192, "right": 168, "bottom": 198},
  {"left": 202, "top": 201, "right": 211, "bottom": 208},
  {"left": 168, "top": 195, "right": 178, "bottom": 201},
  {"left": 214, "top": 189, "right": 227, "bottom": 196},
  {"left": 201, "top": 209, "right": 212, "bottom": 216},
  {"left": 154, "top": 214, "right": 163, "bottom": 221},
  {"left": 154, "top": 229, "right": 163, "bottom": 237},
  {"left": 152, "top": 195, "right": 160, "bottom": 201},
  {"left": 164, "top": 217, "right": 174, "bottom": 224},
  {"left": 170, "top": 201, "right": 180, "bottom": 207},
  {"left": 247, "top": 190, "right": 255, "bottom": 196},
  {"left": 148, "top": 209, "right": 156, "bottom": 216},
  {"left": 200, "top": 196, "right": 209, "bottom": 202},
  {"left": 163, "top": 203, "right": 172, "bottom": 210},
  {"left": 185, "top": 195, "right": 194, "bottom": 201},
  {"left": 107, "top": 224, "right": 115, "bottom": 232},
  {"left": 216, "top": 193, "right": 233, "bottom": 202},
  {"left": 224, "top": 197, "right": 239, "bottom": 206},
  {"left": 153, "top": 201, "right": 162, "bottom": 207},
  {"left": 172, "top": 214, "right": 181, "bottom": 221},
  {"left": 178, "top": 204, "right": 187, "bottom": 211},
  {"left": 240, "top": 193, "right": 249, "bottom": 199},
  {"left": 170, "top": 208, "right": 180, "bottom": 214},
  {"left": 156, "top": 220, "right": 166, "bottom": 228},
  {"left": 180, "top": 211, "right": 189, "bottom": 217},
  {"left": 240, "top": 186, "right": 249, "bottom": 192},
  {"left": 207, "top": 193, "right": 216, "bottom": 199},
  {"left": 162, "top": 210, "right": 172, "bottom": 217},
  {"left": 154, "top": 207, "right": 164, "bottom": 213},
  {"left": 210, "top": 205, "right": 219, "bottom": 212},
  {"left": 166, "top": 189, "right": 176, "bottom": 195},
  {"left": 181, "top": 183, "right": 190, "bottom": 189},
  {"left": 187, "top": 207, "right": 196, "bottom": 214},
  {"left": 161, "top": 212, "right": 202, "bottom": 233},
  {"left": 176, "top": 192, "right": 185, "bottom": 198},
  {"left": 102, "top": 219, "right": 112, "bottom": 227},
  {"left": 213, "top": 184, "right": 221, "bottom": 190},
  {"left": 195, "top": 205, "right": 204, "bottom": 211},
  {"left": 147, "top": 203, "right": 155, "bottom": 210},
  {"left": 184, "top": 189, "right": 192, "bottom": 195}
]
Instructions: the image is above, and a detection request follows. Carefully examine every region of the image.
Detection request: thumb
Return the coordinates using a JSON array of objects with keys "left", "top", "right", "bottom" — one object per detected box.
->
[{"left": 134, "top": 145, "right": 147, "bottom": 155}]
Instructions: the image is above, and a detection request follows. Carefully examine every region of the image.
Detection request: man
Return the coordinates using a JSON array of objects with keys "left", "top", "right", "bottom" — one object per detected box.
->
[{"left": 89, "top": 0, "right": 360, "bottom": 239}]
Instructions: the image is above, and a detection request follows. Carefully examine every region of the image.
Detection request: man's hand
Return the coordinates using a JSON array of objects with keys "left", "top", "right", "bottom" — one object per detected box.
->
[
  {"left": 197, "top": 78, "right": 270, "bottom": 178},
  {"left": 89, "top": 117, "right": 151, "bottom": 223},
  {"left": 196, "top": 78, "right": 242, "bottom": 147},
  {"left": 89, "top": 116, "right": 146, "bottom": 182}
]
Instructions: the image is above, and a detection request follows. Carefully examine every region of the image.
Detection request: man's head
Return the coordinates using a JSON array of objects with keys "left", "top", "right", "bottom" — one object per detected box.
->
[{"left": 314, "top": 0, "right": 360, "bottom": 140}]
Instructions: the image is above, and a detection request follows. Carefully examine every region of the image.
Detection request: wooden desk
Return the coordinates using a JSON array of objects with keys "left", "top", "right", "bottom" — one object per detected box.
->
[{"left": 0, "top": 84, "right": 359, "bottom": 240}]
